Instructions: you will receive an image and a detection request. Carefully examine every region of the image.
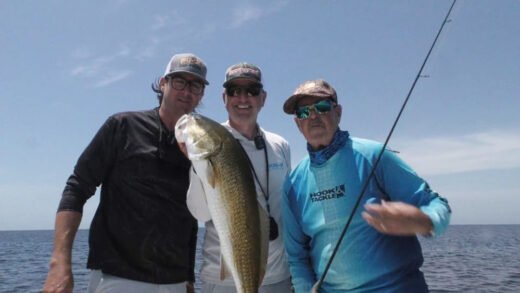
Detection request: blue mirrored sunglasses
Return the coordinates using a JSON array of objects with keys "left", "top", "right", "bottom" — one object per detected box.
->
[{"left": 295, "top": 99, "right": 336, "bottom": 120}]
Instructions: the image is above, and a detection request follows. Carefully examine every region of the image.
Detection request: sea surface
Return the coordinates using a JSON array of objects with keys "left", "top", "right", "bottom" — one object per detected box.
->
[{"left": 0, "top": 225, "right": 519, "bottom": 292}]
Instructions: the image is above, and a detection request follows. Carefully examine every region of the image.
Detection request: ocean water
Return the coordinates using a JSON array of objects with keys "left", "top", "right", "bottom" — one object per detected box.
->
[{"left": 0, "top": 225, "right": 519, "bottom": 292}]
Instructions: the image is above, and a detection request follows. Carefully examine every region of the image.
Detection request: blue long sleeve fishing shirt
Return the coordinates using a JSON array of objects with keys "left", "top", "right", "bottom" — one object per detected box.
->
[{"left": 282, "top": 130, "right": 451, "bottom": 292}]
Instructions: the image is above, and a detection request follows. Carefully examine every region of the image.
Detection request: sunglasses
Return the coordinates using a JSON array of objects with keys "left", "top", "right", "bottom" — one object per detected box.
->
[
  {"left": 295, "top": 99, "right": 336, "bottom": 120},
  {"left": 225, "top": 86, "right": 262, "bottom": 97}
]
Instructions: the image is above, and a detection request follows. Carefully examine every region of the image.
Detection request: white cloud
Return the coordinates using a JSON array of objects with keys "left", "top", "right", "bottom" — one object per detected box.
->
[
  {"left": 112, "top": 0, "right": 129, "bottom": 6},
  {"left": 94, "top": 70, "right": 132, "bottom": 88},
  {"left": 151, "top": 11, "right": 186, "bottom": 31},
  {"left": 70, "top": 48, "right": 92, "bottom": 59},
  {"left": 70, "top": 56, "right": 111, "bottom": 78},
  {"left": 117, "top": 45, "right": 130, "bottom": 57},
  {"left": 394, "top": 130, "right": 520, "bottom": 176},
  {"left": 230, "top": 5, "right": 264, "bottom": 28},
  {"left": 137, "top": 12, "right": 195, "bottom": 60},
  {"left": 69, "top": 45, "right": 133, "bottom": 87},
  {"left": 228, "top": 1, "right": 289, "bottom": 29},
  {"left": 135, "top": 37, "right": 163, "bottom": 60},
  {"left": 151, "top": 15, "right": 169, "bottom": 30}
]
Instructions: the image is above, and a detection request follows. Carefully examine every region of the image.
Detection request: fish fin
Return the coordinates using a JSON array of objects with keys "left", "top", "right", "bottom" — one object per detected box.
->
[
  {"left": 258, "top": 205, "right": 270, "bottom": 285},
  {"left": 207, "top": 159, "right": 219, "bottom": 188},
  {"left": 219, "top": 253, "right": 232, "bottom": 281}
]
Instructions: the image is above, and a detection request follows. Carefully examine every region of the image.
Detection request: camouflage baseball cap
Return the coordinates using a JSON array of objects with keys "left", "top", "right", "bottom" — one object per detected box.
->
[
  {"left": 223, "top": 63, "right": 262, "bottom": 87},
  {"left": 283, "top": 79, "right": 337, "bottom": 114},
  {"left": 164, "top": 53, "right": 209, "bottom": 85}
]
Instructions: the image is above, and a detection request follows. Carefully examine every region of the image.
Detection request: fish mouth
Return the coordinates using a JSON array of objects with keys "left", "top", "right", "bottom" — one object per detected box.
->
[
  {"left": 174, "top": 113, "right": 194, "bottom": 143},
  {"left": 174, "top": 113, "right": 219, "bottom": 160}
]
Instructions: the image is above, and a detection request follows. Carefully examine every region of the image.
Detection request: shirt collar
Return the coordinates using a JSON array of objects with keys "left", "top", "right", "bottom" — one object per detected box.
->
[
  {"left": 308, "top": 129, "right": 349, "bottom": 165},
  {"left": 223, "top": 120, "right": 265, "bottom": 142}
]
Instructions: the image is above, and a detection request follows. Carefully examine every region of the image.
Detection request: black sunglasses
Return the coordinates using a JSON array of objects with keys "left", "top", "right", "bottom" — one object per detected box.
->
[
  {"left": 295, "top": 99, "right": 336, "bottom": 120},
  {"left": 168, "top": 76, "right": 204, "bottom": 94},
  {"left": 225, "top": 86, "right": 262, "bottom": 97}
]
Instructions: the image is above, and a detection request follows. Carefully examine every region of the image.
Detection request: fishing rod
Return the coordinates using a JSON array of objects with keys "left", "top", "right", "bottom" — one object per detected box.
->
[{"left": 312, "top": 0, "right": 457, "bottom": 291}]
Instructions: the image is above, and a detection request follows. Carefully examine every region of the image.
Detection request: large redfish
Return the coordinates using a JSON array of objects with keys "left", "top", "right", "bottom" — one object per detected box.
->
[{"left": 175, "top": 113, "right": 269, "bottom": 293}]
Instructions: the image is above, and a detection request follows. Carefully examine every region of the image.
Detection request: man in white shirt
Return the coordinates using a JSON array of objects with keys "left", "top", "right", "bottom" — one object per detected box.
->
[{"left": 186, "top": 63, "right": 292, "bottom": 293}]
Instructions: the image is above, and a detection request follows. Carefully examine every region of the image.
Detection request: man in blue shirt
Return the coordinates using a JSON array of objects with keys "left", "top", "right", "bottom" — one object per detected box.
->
[{"left": 281, "top": 79, "right": 451, "bottom": 292}]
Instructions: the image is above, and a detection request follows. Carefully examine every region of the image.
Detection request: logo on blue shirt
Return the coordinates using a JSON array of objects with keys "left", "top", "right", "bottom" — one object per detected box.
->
[{"left": 310, "top": 184, "right": 345, "bottom": 202}]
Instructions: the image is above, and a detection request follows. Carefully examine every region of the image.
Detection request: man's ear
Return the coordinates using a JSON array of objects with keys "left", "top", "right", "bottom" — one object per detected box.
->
[
  {"left": 294, "top": 116, "right": 303, "bottom": 133},
  {"left": 222, "top": 92, "right": 227, "bottom": 104},
  {"left": 336, "top": 104, "right": 342, "bottom": 122},
  {"left": 160, "top": 77, "right": 167, "bottom": 91},
  {"left": 260, "top": 90, "right": 267, "bottom": 107}
]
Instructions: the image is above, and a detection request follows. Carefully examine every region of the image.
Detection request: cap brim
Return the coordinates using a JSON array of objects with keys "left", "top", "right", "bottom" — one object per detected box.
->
[
  {"left": 166, "top": 71, "right": 209, "bottom": 85},
  {"left": 283, "top": 94, "right": 304, "bottom": 114},
  {"left": 223, "top": 77, "right": 262, "bottom": 88},
  {"left": 283, "top": 93, "right": 334, "bottom": 114}
]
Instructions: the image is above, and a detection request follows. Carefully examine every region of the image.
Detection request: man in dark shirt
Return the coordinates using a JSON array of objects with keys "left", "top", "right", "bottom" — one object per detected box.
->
[{"left": 43, "top": 53, "right": 209, "bottom": 293}]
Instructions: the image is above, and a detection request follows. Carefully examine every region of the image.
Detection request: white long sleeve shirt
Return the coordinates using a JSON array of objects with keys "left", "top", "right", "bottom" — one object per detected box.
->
[{"left": 186, "top": 121, "right": 292, "bottom": 286}]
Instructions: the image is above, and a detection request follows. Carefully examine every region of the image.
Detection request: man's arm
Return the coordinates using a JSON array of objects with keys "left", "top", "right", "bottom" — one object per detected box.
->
[
  {"left": 362, "top": 200, "right": 435, "bottom": 236},
  {"left": 43, "top": 116, "right": 119, "bottom": 292},
  {"left": 363, "top": 149, "right": 451, "bottom": 236},
  {"left": 43, "top": 211, "right": 82, "bottom": 293},
  {"left": 282, "top": 185, "right": 316, "bottom": 293}
]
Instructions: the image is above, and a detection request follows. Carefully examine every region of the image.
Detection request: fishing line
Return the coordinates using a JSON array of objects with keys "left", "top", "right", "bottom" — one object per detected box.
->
[{"left": 312, "top": 0, "right": 457, "bottom": 291}]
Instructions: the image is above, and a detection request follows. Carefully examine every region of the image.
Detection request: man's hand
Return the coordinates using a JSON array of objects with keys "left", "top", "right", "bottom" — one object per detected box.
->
[
  {"left": 43, "top": 211, "right": 81, "bottom": 293},
  {"left": 362, "top": 200, "right": 433, "bottom": 236},
  {"left": 178, "top": 141, "right": 188, "bottom": 158},
  {"left": 42, "top": 262, "right": 73, "bottom": 293},
  {"left": 186, "top": 281, "right": 194, "bottom": 293}
]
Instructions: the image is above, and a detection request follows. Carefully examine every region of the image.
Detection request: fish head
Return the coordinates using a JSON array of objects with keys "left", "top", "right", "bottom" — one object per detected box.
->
[{"left": 175, "top": 113, "right": 224, "bottom": 160}]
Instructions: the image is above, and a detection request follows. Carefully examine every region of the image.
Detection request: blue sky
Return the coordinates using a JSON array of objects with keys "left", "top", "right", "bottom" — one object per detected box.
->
[{"left": 1, "top": 0, "right": 519, "bottom": 230}]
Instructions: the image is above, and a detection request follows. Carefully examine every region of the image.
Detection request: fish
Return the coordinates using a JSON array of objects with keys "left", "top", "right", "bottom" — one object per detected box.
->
[{"left": 175, "top": 113, "right": 269, "bottom": 293}]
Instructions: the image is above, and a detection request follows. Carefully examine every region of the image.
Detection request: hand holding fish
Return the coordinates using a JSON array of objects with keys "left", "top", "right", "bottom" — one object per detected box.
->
[
  {"left": 362, "top": 200, "right": 433, "bottom": 236},
  {"left": 177, "top": 141, "right": 188, "bottom": 158}
]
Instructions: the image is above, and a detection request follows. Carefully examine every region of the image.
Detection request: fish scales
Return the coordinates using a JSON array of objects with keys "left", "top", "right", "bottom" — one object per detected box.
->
[{"left": 209, "top": 137, "right": 261, "bottom": 289}]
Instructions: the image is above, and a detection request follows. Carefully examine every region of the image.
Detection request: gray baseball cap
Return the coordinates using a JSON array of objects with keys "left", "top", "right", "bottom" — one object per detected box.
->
[
  {"left": 164, "top": 53, "right": 209, "bottom": 85},
  {"left": 223, "top": 63, "right": 262, "bottom": 87}
]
